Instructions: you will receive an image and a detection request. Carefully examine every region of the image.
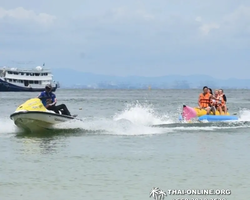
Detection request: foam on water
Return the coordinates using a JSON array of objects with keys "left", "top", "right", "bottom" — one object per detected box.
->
[
  {"left": 54, "top": 104, "right": 250, "bottom": 135},
  {"left": 238, "top": 108, "right": 250, "bottom": 121},
  {"left": 53, "top": 102, "right": 174, "bottom": 135},
  {"left": 55, "top": 117, "right": 169, "bottom": 136},
  {"left": 0, "top": 119, "right": 18, "bottom": 137},
  {"left": 113, "top": 101, "right": 173, "bottom": 125},
  {"left": 3, "top": 104, "right": 250, "bottom": 136}
]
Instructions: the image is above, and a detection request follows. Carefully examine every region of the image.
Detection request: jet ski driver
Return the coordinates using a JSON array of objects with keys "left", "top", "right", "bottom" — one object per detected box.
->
[{"left": 38, "top": 84, "right": 71, "bottom": 116}]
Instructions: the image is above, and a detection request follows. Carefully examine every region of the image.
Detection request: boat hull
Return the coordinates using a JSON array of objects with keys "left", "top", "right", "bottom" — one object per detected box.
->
[
  {"left": 180, "top": 105, "right": 238, "bottom": 122},
  {"left": 10, "top": 98, "right": 75, "bottom": 132},
  {"left": 10, "top": 111, "right": 74, "bottom": 132},
  {"left": 0, "top": 79, "right": 57, "bottom": 92}
]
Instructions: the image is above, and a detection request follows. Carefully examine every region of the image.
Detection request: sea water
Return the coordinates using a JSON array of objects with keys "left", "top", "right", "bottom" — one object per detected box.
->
[{"left": 1, "top": 89, "right": 250, "bottom": 200}]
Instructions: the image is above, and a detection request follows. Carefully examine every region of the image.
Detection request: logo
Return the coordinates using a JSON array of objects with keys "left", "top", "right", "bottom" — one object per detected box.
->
[
  {"left": 54, "top": 118, "right": 66, "bottom": 122},
  {"left": 149, "top": 187, "right": 167, "bottom": 200}
]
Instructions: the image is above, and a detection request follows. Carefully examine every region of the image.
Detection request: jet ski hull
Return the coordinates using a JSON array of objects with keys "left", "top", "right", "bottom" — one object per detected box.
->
[
  {"left": 10, "top": 111, "right": 75, "bottom": 132},
  {"left": 10, "top": 98, "right": 76, "bottom": 132}
]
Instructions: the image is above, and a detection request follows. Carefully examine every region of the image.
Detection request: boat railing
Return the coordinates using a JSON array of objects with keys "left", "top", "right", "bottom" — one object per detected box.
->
[{"left": 0, "top": 67, "right": 51, "bottom": 73}]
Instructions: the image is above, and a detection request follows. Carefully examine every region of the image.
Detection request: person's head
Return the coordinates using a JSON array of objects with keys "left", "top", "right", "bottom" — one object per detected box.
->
[
  {"left": 203, "top": 86, "right": 208, "bottom": 94},
  {"left": 219, "top": 89, "right": 223, "bottom": 94},
  {"left": 45, "top": 84, "right": 52, "bottom": 92},
  {"left": 208, "top": 88, "right": 213, "bottom": 95},
  {"left": 214, "top": 89, "right": 219, "bottom": 96}
]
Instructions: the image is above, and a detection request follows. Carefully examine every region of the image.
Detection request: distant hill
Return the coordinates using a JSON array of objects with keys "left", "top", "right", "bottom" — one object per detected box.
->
[{"left": 52, "top": 68, "right": 250, "bottom": 89}]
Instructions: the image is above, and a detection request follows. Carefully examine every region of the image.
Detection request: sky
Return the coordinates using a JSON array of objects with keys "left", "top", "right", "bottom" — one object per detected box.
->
[{"left": 0, "top": 0, "right": 250, "bottom": 79}]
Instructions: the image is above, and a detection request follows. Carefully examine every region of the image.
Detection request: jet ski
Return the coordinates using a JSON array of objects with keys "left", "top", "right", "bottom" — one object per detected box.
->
[{"left": 10, "top": 98, "right": 77, "bottom": 132}]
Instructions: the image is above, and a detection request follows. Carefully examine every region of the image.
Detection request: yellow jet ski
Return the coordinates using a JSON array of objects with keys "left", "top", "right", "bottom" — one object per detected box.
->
[{"left": 10, "top": 98, "right": 76, "bottom": 132}]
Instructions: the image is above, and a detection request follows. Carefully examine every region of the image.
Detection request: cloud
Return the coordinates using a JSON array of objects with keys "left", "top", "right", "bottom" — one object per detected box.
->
[
  {"left": 222, "top": 5, "right": 250, "bottom": 35},
  {"left": 197, "top": 5, "right": 250, "bottom": 37},
  {"left": 223, "top": 5, "right": 250, "bottom": 23},
  {"left": 0, "top": 1, "right": 250, "bottom": 78},
  {"left": 109, "top": 7, "right": 155, "bottom": 21},
  {"left": 195, "top": 16, "right": 202, "bottom": 22},
  {"left": 199, "top": 23, "right": 220, "bottom": 35},
  {"left": 0, "top": 7, "right": 56, "bottom": 26}
]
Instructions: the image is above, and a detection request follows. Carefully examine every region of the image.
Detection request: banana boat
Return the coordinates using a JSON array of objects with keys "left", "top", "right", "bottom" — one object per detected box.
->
[{"left": 179, "top": 105, "right": 238, "bottom": 122}]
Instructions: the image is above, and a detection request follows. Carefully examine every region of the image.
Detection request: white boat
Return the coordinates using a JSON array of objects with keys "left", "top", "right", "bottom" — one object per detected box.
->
[
  {"left": 0, "top": 65, "right": 59, "bottom": 92},
  {"left": 10, "top": 98, "right": 75, "bottom": 132}
]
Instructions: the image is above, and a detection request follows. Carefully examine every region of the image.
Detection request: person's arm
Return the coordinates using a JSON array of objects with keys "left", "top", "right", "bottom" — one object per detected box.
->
[
  {"left": 49, "top": 98, "right": 57, "bottom": 106},
  {"left": 221, "top": 98, "right": 225, "bottom": 106},
  {"left": 49, "top": 94, "right": 57, "bottom": 106},
  {"left": 38, "top": 92, "right": 44, "bottom": 99}
]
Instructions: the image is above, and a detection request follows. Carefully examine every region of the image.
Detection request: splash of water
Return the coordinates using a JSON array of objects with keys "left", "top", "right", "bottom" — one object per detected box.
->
[
  {"left": 238, "top": 108, "right": 250, "bottom": 121},
  {"left": 0, "top": 119, "right": 18, "bottom": 136},
  {"left": 113, "top": 101, "right": 173, "bottom": 125},
  {"left": 4, "top": 104, "right": 250, "bottom": 136},
  {"left": 53, "top": 102, "right": 173, "bottom": 135},
  {"left": 55, "top": 117, "right": 169, "bottom": 136}
]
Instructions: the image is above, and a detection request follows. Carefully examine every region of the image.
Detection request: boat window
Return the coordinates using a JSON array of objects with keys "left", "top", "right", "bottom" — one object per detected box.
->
[
  {"left": 29, "top": 80, "right": 34, "bottom": 84},
  {"left": 13, "top": 79, "right": 16, "bottom": 82},
  {"left": 34, "top": 81, "right": 38, "bottom": 84},
  {"left": 8, "top": 71, "right": 12, "bottom": 74},
  {"left": 35, "top": 73, "right": 39, "bottom": 76},
  {"left": 21, "top": 73, "right": 24, "bottom": 75},
  {"left": 14, "top": 72, "right": 18, "bottom": 75},
  {"left": 9, "top": 79, "right": 12, "bottom": 82},
  {"left": 20, "top": 80, "right": 23, "bottom": 83},
  {"left": 24, "top": 80, "right": 29, "bottom": 86},
  {"left": 26, "top": 73, "right": 30, "bottom": 76}
]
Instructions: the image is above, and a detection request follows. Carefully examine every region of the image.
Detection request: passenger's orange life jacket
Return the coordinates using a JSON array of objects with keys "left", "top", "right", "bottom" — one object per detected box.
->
[{"left": 199, "top": 93, "right": 210, "bottom": 108}]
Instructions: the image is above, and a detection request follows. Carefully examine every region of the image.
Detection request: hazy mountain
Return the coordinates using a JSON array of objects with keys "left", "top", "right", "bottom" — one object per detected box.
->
[{"left": 52, "top": 68, "right": 250, "bottom": 89}]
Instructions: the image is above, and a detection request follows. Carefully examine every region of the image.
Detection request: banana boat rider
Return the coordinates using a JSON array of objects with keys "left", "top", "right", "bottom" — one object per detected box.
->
[
  {"left": 38, "top": 84, "right": 71, "bottom": 116},
  {"left": 198, "top": 86, "right": 212, "bottom": 115},
  {"left": 219, "top": 89, "right": 227, "bottom": 113},
  {"left": 208, "top": 88, "right": 217, "bottom": 115}
]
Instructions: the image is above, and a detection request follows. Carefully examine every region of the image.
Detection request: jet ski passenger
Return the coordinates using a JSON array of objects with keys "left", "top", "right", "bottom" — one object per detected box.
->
[
  {"left": 198, "top": 86, "right": 212, "bottom": 115},
  {"left": 38, "top": 84, "right": 71, "bottom": 116}
]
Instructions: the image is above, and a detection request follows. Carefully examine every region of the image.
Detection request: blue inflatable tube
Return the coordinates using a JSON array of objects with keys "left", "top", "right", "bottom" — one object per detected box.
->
[
  {"left": 198, "top": 115, "right": 238, "bottom": 121},
  {"left": 179, "top": 115, "right": 238, "bottom": 122}
]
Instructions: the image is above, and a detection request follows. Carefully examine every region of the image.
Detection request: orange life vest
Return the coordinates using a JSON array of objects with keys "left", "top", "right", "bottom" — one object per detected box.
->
[{"left": 199, "top": 93, "right": 211, "bottom": 108}]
